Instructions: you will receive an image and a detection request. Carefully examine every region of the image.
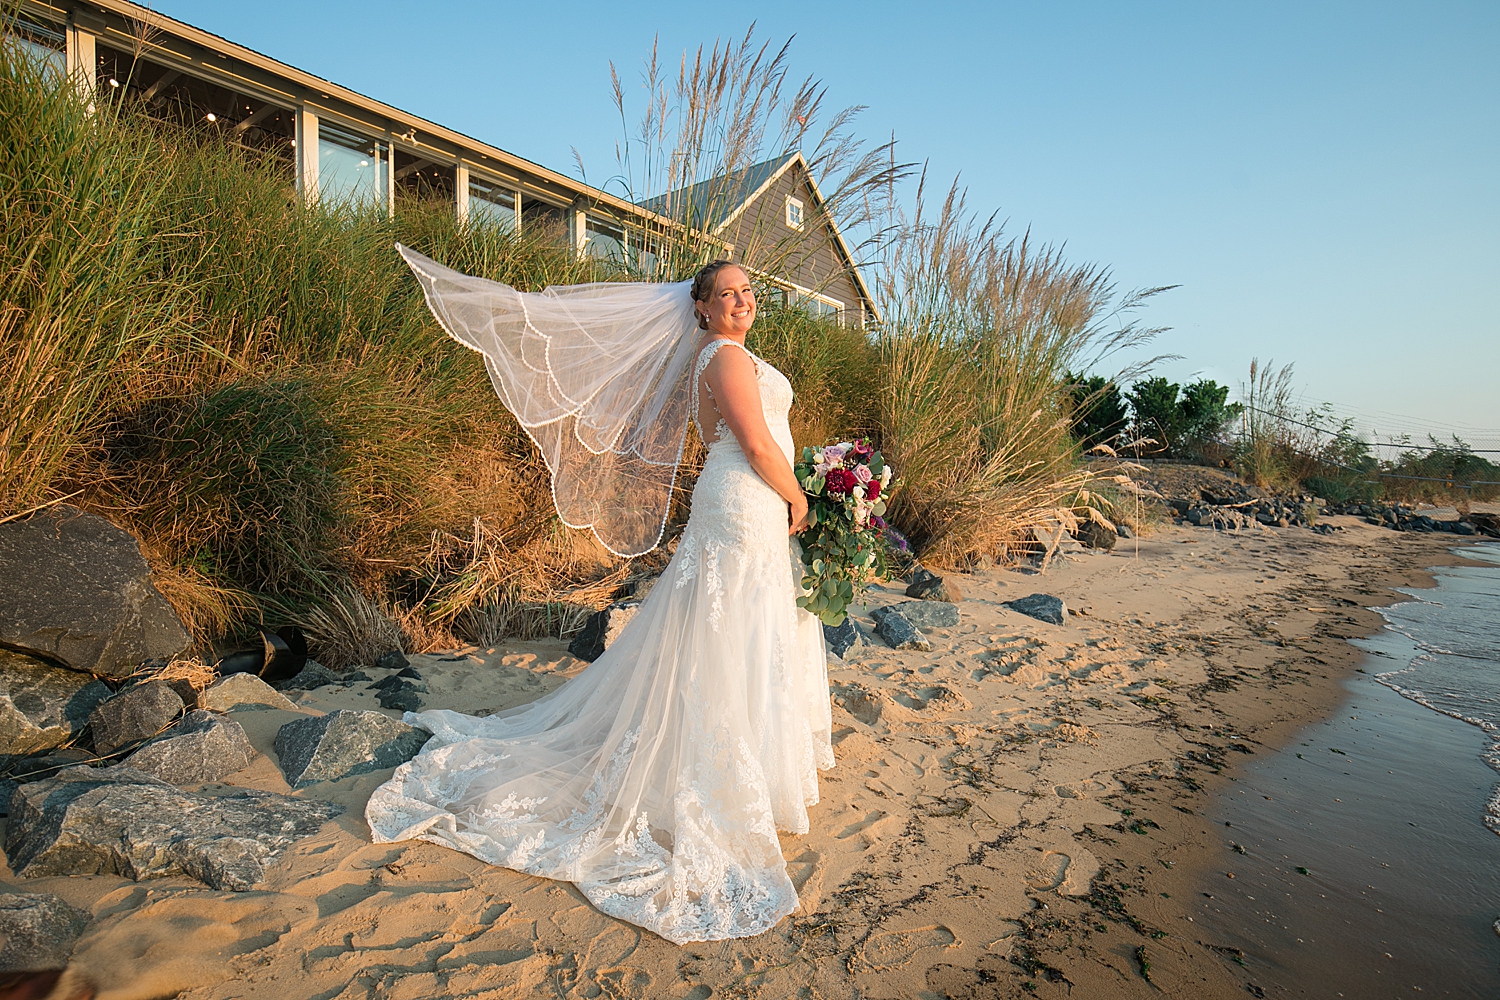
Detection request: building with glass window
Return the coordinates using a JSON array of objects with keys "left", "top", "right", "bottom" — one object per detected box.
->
[{"left": 7, "top": 0, "right": 878, "bottom": 325}]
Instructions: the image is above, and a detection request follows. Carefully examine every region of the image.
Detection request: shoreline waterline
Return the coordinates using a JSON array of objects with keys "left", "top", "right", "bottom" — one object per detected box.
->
[{"left": 1190, "top": 541, "right": 1500, "bottom": 997}]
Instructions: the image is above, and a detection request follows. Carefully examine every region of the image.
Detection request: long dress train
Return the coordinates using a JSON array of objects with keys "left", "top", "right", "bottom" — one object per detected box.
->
[{"left": 365, "top": 339, "right": 834, "bottom": 944}]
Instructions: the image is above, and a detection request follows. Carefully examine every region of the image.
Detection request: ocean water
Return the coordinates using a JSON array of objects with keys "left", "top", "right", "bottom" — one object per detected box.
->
[
  {"left": 1192, "top": 541, "right": 1500, "bottom": 997},
  {"left": 1370, "top": 541, "right": 1500, "bottom": 832}
]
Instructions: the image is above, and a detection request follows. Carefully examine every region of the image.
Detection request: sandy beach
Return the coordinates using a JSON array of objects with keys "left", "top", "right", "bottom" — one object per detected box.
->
[{"left": 0, "top": 515, "right": 1478, "bottom": 1000}]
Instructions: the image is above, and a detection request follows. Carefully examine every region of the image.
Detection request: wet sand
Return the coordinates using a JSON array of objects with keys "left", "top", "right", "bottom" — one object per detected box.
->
[{"left": 0, "top": 516, "right": 1480, "bottom": 999}]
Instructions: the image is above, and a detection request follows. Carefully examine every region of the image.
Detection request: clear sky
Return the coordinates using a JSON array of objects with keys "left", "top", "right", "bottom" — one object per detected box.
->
[{"left": 154, "top": 0, "right": 1499, "bottom": 439}]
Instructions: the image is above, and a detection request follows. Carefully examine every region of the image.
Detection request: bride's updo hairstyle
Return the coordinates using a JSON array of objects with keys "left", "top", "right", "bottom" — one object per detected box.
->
[{"left": 690, "top": 259, "right": 740, "bottom": 330}]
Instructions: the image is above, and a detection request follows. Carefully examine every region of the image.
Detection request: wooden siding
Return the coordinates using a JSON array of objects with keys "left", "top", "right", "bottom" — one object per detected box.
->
[{"left": 720, "top": 162, "right": 868, "bottom": 324}]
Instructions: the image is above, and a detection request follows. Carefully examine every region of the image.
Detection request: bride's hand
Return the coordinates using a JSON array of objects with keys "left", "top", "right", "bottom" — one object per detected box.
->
[{"left": 789, "top": 497, "right": 810, "bottom": 535}]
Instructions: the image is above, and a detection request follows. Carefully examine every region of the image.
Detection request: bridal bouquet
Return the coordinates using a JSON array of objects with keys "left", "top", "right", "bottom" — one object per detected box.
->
[{"left": 793, "top": 438, "right": 897, "bottom": 626}]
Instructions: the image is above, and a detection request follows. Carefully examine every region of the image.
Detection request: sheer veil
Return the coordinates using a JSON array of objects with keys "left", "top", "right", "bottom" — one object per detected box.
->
[{"left": 397, "top": 244, "right": 699, "bottom": 557}]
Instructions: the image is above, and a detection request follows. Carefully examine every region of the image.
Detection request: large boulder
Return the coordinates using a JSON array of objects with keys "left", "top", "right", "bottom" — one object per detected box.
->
[
  {"left": 120, "top": 710, "right": 255, "bottom": 785},
  {"left": 6, "top": 766, "right": 341, "bottom": 891},
  {"left": 875, "top": 600, "right": 960, "bottom": 631},
  {"left": 0, "top": 891, "right": 91, "bottom": 971},
  {"left": 1005, "top": 593, "right": 1068, "bottom": 625},
  {"left": 0, "top": 506, "right": 190, "bottom": 678},
  {"left": 568, "top": 601, "right": 640, "bottom": 662},
  {"left": 87, "top": 681, "right": 183, "bottom": 755},
  {"left": 273, "top": 710, "right": 431, "bottom": 788},
  {"left": 0, "top": 650, "right": 112, "bottom": 758},
  {"left": 196, "top": 673, "right": 296, "bottom": 713}
]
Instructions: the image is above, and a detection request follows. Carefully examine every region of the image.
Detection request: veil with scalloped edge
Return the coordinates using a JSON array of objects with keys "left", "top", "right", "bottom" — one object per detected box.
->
[{"left": 397, "top": 244, "right": 700, "bottom": 557}]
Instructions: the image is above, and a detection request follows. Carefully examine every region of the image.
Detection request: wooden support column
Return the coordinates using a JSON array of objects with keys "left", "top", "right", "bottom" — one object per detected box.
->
[
  {"left": 570, "top": 205, "right": 588, "bottom": 258},
  {"left": 65, "top": 16, "right": 97, "bottom": 110},
  {"left": 455, "top": 161, "right": 471, "bottom": 225},
  {"left": 295, "top": 105, "right": 319, "bottom": 207}
]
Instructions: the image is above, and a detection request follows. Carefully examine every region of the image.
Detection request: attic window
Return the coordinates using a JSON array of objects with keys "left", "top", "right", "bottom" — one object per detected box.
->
[{"left": 785, "top": 196, "right": 804, "bottom": 231}]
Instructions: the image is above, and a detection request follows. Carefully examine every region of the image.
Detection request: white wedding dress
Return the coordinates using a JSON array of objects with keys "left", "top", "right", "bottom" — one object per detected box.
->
[{"left": 366, "top": 338, "right": 834, "bottom": 944}]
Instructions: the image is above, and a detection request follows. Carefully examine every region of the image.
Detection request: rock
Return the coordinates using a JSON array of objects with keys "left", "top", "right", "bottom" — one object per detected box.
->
[
  {"left": 871, "top": 608, "right": 931, "bottom": 651},
  {"left": 0, "top": 891, "right": 91, "bottom": 971},
  {"left": 120, "top": 710, "right": 255, "bottom": 785},
  {"left": 823, "top": 617, "right": 867, "bottom": 658},
  {"left": 0, "top": 650, "right": 112, "bottom": 758},
  {"left": 375, "top": 682, "right": 424, "bottom": 713},
  {"left": 396, "top": 666, "right": 423, "bottom": 680},
  {"left": 6, "top": 749, "right": 96, "bottom": 783},
  {"left": 0, "top": 506, "right": 190, "bottom": 678},
  {"left": 1075, "top": 519, "right": 1117, "bottom": 550},
  {"left": 874, "top": 601, "right": 960, "bottom": 631},
  {"left": 279, "top": 662, "right": 339, "bottom": 692},
  {"left": 1115, "top": 522, "right": 1134, "bottom": 539},
  {"left": 197, "top": 673, "right": 296, "bottom": 713},
  {"left": 906, "top": 573, "right": 963, "bottom": 602},
  {"left": 567, "top": 601, "right": 640, "bottom": 662},
  {"left": 374, "top": 650, "right": 409, "bottom": 672},
  {"left": 272, "top": 710, "right": 431, "bottom": 788},
  {"left": 905, "top": 564, "right": 938, "bottom": 587},
  {"left": 1454, "top": 521, "right": 1477, "bottom": 536},
  {"left": 87, "top": 681, "right": 183, "bottom": 755},
  {"left": 1005, "top": 593, "right": 1067, "bottom": 626},
  {"left": 6, "top": 766, "right": 341, "bottom": 891}
]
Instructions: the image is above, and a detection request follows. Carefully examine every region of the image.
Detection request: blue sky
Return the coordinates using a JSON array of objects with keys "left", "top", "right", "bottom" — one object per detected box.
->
[{"left": 155, "top": 1, "right": 1499, "bottom": 438}]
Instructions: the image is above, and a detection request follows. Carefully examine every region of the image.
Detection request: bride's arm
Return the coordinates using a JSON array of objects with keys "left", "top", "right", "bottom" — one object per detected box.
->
[{"left": 705, "top": 348, "right": 809, "bottom": 534}]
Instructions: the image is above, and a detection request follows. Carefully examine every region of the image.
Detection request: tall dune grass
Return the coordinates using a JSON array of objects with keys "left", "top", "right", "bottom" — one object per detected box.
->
[{"left": 870, "top": 181, "right": 1168, "bottom": 563}]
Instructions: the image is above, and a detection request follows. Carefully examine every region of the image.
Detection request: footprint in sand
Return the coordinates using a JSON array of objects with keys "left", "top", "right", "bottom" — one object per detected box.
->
[
  {"left": 1026, "top": 851, "right": 1071, "bottom": 891},
  {"left": 855, "top": 925, "right": 958, "bottom": 971},
  {"left": 836, "top": 810, "right": 886, "bottom": 840}
]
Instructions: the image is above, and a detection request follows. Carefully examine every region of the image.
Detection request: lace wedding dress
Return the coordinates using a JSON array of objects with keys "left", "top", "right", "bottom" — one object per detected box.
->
[{"left": 366, "top": 338, "right": 834, "bottom": 944}]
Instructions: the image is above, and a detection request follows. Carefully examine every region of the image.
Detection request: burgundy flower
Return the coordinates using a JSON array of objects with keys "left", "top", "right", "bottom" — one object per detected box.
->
[
  {"left": 852, "top": 439, "right": 874, "bottom": 458},
  {"left": 865, "top": 479, "right": 881, "bottom": 501},
  {"left": 825, "top": 468, "right": 858, "bottom": 495}
]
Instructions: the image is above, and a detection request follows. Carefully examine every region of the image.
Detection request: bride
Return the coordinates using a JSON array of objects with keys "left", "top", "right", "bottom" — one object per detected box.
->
[{"left": 365, "top": 252, "right": 835, "bottom": 944}]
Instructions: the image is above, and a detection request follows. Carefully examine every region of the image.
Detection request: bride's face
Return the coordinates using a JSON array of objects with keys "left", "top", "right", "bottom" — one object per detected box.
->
[{"left": 699, "top": 267, "right": 756, "bottom": 337}]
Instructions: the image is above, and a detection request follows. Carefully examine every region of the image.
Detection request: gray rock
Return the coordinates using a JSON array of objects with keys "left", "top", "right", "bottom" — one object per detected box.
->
[
  {"left": 1004, "top": 593, "right": 1067, "bottom": 625},
  {"left": 0, "top": 506, "right": 190, "bottom": 678},
  {"left": 1454, "top": 521, "right": 1477, "bottom": 536},
  {"left": 120, "top": 710, "right": 255, "bottom": 785},
  {"left": 905, "top": 573, "right": 963, "bottom": 602},
  {"left": 87, "top": 681, "right": 183, "bottom": 755},
  {"left": 905, "top": 564, "right": 938, "bottom": 587},
  {"left": 6, "top": 748, "right": 96, "bottom": 783},
  {"left": 1115, "top": 522, "right": 1133, "bottom": 539},
  {"left": 280, "top": 663, "right": 339, "bottom": 691},
  {"left": 6, "top": 766, "right": 341, "bottom": 891},
  {"left": 0, "top": 650, "right": 112, "bottom": 758},
  {"left": 0, "top": 891, "right": 91, "bottom": 971},
  {"left": 874, "top": 601, "right": 960, "bottom": 630},
  {"left": 871, "top": 608, "right": 931, "bottom": 651},
  {"left": 375, "top": 682, "right": 424, "bottom": 713},
  {"left": 272, "top": 710, "right": 431, "bottom": 788},
  {"left": 568, "top": 601, "right": 640, "bottom": 662},
  {"left": 197, "top": 673, "right": 296, "bottom": 713},
  {"left": 823, "top": 617, "right": 867, "bottom": 658},
  {"left": 374, "top": 650, "right": 409, "bottom": 672},
  {"left": 1075, "top": 520, "right": 1117, "bottom": 550}
]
